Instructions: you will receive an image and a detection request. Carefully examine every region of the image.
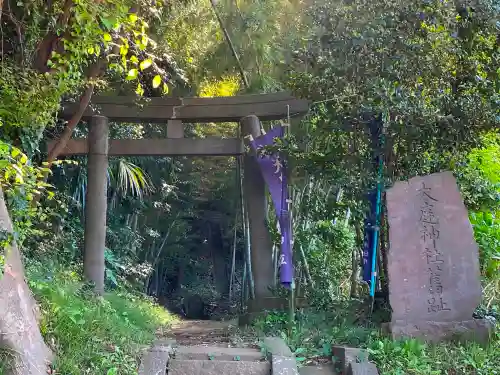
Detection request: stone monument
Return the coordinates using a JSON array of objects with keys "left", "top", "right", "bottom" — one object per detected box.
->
[{"left": 384, "top": 171, "right": 492, "bottom": 343}]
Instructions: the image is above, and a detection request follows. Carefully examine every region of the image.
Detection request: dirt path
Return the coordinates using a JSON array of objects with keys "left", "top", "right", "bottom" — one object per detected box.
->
[{"left": 158, "top": 318, "right": 261, "bottom": 348}]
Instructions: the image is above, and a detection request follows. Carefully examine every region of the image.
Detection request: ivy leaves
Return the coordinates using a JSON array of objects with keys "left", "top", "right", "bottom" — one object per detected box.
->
[
  {"left": 140, "top": 59, "right": 152, "bottom": 71},
  {"left": 42, "top": 0, "right": 171, "bottom": 98},
  {"left": 125, "top": 58, "right": 166, "bottom": 92}
]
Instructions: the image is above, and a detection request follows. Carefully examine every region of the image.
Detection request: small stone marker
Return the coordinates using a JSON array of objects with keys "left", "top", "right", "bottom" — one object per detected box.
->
[
  {"left": 347, "top": 362, "right": 379, "bottom": 375},
  {"left": 138, "top": 342, "right": 173, "bottom": 375},
  {"left": 332, "top": 346, "right": 369, "bottom": 374},
  {"left": 385, "top": 171, "right": 492, "bottom": 343},
  {"left": 263, "top": 337, "right": 299, "bottom": 375}
]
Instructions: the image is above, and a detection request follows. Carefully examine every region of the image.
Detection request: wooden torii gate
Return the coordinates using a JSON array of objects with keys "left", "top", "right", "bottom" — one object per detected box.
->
[{"left": 50, "top": 92, "right": 309, "bottom": 307}]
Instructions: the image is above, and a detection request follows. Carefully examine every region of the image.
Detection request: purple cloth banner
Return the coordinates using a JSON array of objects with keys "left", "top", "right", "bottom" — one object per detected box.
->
[{"left": 249, "top": 126, "right": 293, "bottom": 288}]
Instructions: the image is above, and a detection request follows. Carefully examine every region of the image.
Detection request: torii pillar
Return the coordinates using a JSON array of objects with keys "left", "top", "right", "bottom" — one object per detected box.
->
[
  {"left": 240, "top": 115, "right": 275, "bottom": 302},
  {"left": 84, "top": 115, "right": 109, "bottom": 295}
]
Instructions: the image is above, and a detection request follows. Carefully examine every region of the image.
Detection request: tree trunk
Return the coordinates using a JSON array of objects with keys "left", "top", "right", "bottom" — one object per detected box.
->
[
  {"left": 32, "top": 61, "right": 102, "bottom": 207},
  {"left": 351, "top": 223, "right": 362, "bottom": 298},
  {"left": 0, "top": 187, "right": 53, "bottom": 374},
  {"left": 209, "top": 223, "right": 229, "bottom": 297},
  {"left": 46, "top": 61, "right": 102, "bottom": 166},
  {"left": 0, "top": 0, "right": 4, "bottom": 23}
]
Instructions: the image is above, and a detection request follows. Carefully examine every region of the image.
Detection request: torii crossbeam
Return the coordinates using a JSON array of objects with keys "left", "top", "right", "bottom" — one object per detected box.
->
[{"left": 52, "top": 92, "right": 309, "bottom": 157}]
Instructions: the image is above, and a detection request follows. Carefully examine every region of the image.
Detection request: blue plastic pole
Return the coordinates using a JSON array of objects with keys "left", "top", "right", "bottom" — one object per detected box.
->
[{"left": 369, "top": 155, "right": 383, "bottom": 297}]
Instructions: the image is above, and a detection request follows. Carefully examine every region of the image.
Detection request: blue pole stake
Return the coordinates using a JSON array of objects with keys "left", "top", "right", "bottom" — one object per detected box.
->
[
  {"left": 369, "top": 160, "right": 383, "bottom": 297},
  {"left": 369, "top": 120, "right": 384, "bottom": 298}
]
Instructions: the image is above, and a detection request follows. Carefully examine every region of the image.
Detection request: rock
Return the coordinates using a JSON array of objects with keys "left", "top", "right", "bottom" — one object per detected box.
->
[
  {"left": 332, "top": 346, "right": 369, "bottom": 374},
  {"left": 271, "top": 356, "right": 299, "bottom": 375},
  {"left": 138, "top": 348, "right": 170, "bottom": 375},
  {"left": 385, "top": 172, "right": 486, "bottom": 343},
  {"left": 262, "top": 337, "right": 299, "bottom": 375},
  {"left": 168, "top": 359, "right": 271, "bottom": 375},
  {"left": 263, "top": 336, "right": 293, "bottom": 357},
  {"left": 0, "top": 188, "right": 53, "bottom": 375},
  {"left": 298, "top": 364, "right": 336, "bottom": 375},
  {"left": 347, "top": 362, "right": 379, "bottom": 375}
]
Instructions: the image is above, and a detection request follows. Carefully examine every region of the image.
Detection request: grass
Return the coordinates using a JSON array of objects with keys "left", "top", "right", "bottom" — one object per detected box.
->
[
  {"left": 250, "top": 308, "right": 500, "bottom": 374},
  {"left": 369, "top": 334, "right": 500, "bottom": 375},
  {"left": 0, "top": 350, "right": 12, "bottom": 375},
  {"left": 23, "top": 265, "right": 176, "bottom": 375}
]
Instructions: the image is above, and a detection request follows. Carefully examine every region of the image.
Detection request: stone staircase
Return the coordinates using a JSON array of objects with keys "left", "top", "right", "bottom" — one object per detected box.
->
[
  {"left": 138, "top": 320, "right": 379, "bottom": 375},
  {"left": 138, "top": 340, "right": 272, "bottom": 375},
  {"left": 298, "top": 365, "right": 336, "bottom": 375},
  {"left": 168, "top": 345, "right": 271, "bottom": 375}
]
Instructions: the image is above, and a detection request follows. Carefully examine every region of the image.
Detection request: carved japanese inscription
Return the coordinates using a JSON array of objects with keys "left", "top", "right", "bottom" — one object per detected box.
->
[
  {"left": 386, "top": 171, "right": 482, "bottom": 323},
  {"left": 417, "top": 182, "right": 450, "bottom": 314}
]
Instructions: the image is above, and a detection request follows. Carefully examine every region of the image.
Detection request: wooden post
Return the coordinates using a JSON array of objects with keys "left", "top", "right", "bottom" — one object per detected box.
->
[
  {"left": 167, "top": 119, "right": 184, "bottom": 138},
  {"left": 84, "top": 115, "right": 109, "bottom": 295},
  {"left": 240, "top": 115, "right": 274, "bottom": 302}
]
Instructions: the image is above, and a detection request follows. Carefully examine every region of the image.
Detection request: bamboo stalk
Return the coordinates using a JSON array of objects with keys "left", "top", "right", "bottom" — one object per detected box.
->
[{"left": 229, "top": 218, "right": 237, "bottom": 299}]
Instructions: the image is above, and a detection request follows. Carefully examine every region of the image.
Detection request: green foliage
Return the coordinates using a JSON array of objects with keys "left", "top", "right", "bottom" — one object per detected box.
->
[
  {"left": 27, "top": 264, "right": 176, "bottom": 374},
  {"left": 302, "top": 222, "right": 355, "bottom": 306},
  {"left": 470, "top": 211, "right": 500, "bottom": 309},
  {"left": 287, "top": 0, "right": 499, "bottom": 201},
  {"left": 0, "top": 66, "right": 62, "bottom": 153},
  {"left": 456, "top": 133, "right": 500, "bottom": 211},
  {"left": 369, "top": 333, "right": 500, "bottom": 375},
  {"left": 456, "top": 132, "right": 500, "bottom": 309},
  {"left": 252, "top": 309, "right": 499, "bottom": 372},
  {"left": 252, "top": 306, "right": 374, "bottom": 363},
  {"left": 112, "top": 159, "right": 155, "bottom": 200},
  {"left": 0, "top": 140, "right": 55, "bottom": 274}
]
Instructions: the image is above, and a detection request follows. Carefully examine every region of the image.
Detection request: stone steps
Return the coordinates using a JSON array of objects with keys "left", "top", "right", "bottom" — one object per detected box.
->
[
  {"left": 298, "top": 364, "right": 336, "bottom": 375},
  {"left": 138, "top": 337, "right": 382, "bottom": 375},
  {"left": 167, "top": 359, "right": 271, "bottom": 375},
  {"left": 174, "top": 345, "right": 265, "bottom": 362},
  {"left": 167, "top": 345, "right": 270, "bottom": 375}
]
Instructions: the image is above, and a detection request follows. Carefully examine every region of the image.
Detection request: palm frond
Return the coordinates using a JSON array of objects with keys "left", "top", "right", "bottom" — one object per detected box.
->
[
  {"left": 115, "top": 159, "right": 155, "bottom": 200},
  {"left": 72, "top": 168, "right": 87, "bottom": 210}
]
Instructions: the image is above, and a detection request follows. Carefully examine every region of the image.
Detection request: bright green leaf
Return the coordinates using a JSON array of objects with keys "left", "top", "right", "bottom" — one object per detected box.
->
[
  {"left": 140, "top": 59, "right": 153, "bottom": 71},
  {"left": 120, "top": 44, "right": 128, "bottom": 56},
  {"left": 11, "top": 148, "right": 20, "bottom": 158},
  {"left": 101, "top": 17, "right": 114, "bottom": 30},
  {"left": 127, "top": 69, "right": 139, "bottom": 81},
  {"left": 129, "top": 13, "right": 138, "bottom": 23},
  {"left": 103, "top": 33, "right": 112, "bottom": 42},
  {"left": 152, "top": 75, "right": 162, "bottom": 88},
  {"left": 136, "top": 83, "right": 145, "bottom": 96}
]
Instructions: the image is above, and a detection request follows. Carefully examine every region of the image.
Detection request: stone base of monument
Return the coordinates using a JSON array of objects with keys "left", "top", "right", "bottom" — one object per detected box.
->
[{"left": 382, "top": 319, "right": 494, "bottom": 345}]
